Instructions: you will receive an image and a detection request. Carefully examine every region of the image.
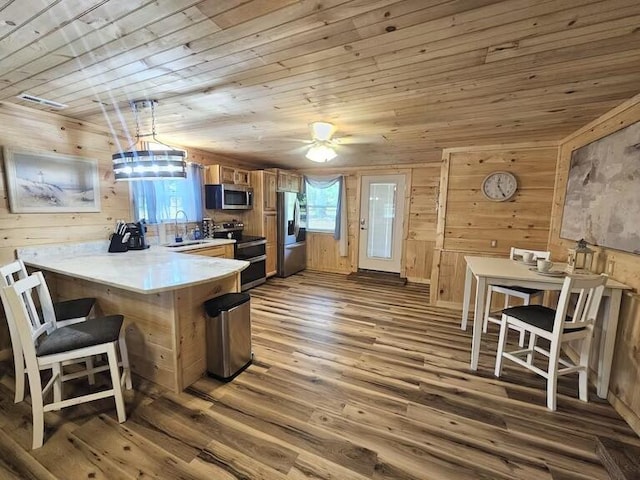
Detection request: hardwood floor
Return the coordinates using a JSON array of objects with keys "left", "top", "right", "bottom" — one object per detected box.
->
[{"left": 0, "top": 271, "right": 638, "bottom": 479}]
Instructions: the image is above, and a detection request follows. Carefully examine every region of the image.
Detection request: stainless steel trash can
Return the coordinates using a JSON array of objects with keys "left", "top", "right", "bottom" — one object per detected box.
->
[{"left": 204, "top": 293, "right": 252, "bottom": 381}]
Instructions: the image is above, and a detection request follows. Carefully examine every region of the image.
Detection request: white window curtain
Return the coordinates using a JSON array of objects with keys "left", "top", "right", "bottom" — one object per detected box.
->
[
  {"left": 305, "top": 174, "right": 348, "bottom": 257},
  {"left": 132, "top": 163, "right": 204, "bottom": 224}
]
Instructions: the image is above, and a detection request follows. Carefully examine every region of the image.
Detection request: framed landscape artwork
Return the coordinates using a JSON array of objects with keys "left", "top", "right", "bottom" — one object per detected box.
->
[
  {"left": 3, "top": 148, "right": 101, "bottom": 213},
  {"left": 560, "top": 120, "right": 640, "bottom": 254}
]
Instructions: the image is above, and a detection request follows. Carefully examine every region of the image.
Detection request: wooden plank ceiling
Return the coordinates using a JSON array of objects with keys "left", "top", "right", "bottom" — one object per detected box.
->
[{"left": 1, "top": 0, "right": 640, "bottom": 168}]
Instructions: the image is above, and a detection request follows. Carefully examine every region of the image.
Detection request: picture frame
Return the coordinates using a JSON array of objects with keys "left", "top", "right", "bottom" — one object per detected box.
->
[{"left": 3, "top": 148, "right": 101, "bottom": 213}]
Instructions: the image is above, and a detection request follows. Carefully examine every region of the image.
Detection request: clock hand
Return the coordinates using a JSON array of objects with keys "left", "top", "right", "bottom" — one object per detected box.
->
[{"left": 497, "top": 184, "right": 506, "bottom": 197}]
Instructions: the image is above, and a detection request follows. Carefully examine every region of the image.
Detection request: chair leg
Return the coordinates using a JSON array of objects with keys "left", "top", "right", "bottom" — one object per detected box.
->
[
  {"left": 52, "top": 363, "right": 62, "bottom": 408},
  {"left": 517, "top": 295, "right": 532, "bottom": 347},
  {"left": 15, "top": 356, "right": 26, "bottom": 403},
  {"left": 85, "top": 357, "right": 96, "bottom": 386},
  {"left": 483, "top": 288, "right": 492, "bottom": 333},
  {"left": 107, "top": 343, "right": 126, "bottom": 423},
  {"left": 578, "top": 336, "right": 593, "bottom": 403},
  {"left": 527, "top": 333, "right": 537, "bottom": 365},
  {"left": 494, "top": 315, "right": 509, "bottom": 377},
  {"left": 26, "top": 366, "right": 45, "bottom": 449},
  {"left": 118, "top": 333, "right": 132, "bottom": 390},
  {"left": 547, "top": 341, "right": 561, "bottom": 411}
]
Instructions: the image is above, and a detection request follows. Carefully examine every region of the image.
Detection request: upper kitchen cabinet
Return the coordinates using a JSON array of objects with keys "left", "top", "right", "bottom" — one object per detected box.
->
[
  {"left": 276, "top": 170, "right": 302, "bottom": 193},
  {"left": 205, "top": 165, "right": 251, "bottom": 186}
]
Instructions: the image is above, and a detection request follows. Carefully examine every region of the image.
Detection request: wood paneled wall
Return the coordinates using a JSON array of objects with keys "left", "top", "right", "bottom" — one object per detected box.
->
[
  {"left": 0, "top": 102, "right": 130, "bottom": 264},
  {"left": 548, "top": 92, "right": 640, "bottom": 434},
  {"left": 431, "top": 144, "right": 559, "bottom": 307},
  {"left": 0, "top": 102, "right": 128, "bottom": 353},
  {"left": 306, "top": 173, "right": 358, "bottom": 274},
  {"left": 304, "top": 164, "right": 440, "bottom": 283},
  {"left": 0, "top": 102, "right": 259, "bottom": 356}
]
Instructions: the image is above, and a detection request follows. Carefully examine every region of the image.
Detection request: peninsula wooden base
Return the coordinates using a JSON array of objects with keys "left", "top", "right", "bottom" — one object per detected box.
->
[{"left": 45, "top": 272, "right": 240, "bottom": 392}]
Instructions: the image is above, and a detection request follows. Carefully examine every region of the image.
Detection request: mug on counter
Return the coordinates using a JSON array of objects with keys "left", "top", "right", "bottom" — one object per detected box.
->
[
  {"left": 537, "top": 259, "right": 553, "bottom": 272},
  {"left": 522, "top": 252, "right": 535, "bottom": 263}
]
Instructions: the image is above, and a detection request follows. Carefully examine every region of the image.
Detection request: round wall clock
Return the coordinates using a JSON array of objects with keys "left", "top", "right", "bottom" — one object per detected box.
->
[{"left": 481, "top": 171, "right": 518, "bottom": 201}]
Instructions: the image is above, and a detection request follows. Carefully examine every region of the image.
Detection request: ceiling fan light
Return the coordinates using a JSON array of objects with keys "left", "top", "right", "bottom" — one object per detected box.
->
[
  {"left": 306, "top": 143, "right": 337, "bottom": 163},
  {"left": 310, "top": 121, "right": 335, "bottom": 141}
]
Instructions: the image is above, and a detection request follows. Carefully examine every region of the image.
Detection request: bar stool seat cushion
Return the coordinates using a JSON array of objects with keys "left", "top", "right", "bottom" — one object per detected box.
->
[
  {"left": 502, "top": 305, "right": 576, "bottom": 332},
  {"left": 53, "top": 297, "right": 96, "bottom": 322},
  {"left": 36, "top": 315, "right": 123, "bottom": 357}
]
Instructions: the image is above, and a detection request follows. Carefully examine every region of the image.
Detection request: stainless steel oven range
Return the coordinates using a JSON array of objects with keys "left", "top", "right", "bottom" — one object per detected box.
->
[{"left": 212, "top": 222, "right": 266, "bottom": 291}]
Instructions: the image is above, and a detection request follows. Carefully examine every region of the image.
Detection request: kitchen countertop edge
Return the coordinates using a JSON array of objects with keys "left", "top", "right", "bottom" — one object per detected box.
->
[{"left": 18, "top": 241, "right": 249, "bottom": 295}]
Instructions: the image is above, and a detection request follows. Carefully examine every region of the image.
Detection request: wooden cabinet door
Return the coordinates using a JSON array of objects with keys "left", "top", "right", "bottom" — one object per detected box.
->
[
  {"left": 264, "top": 171, "right": 277, "bottom": 211},
  {"left": 234, "top": 169, "right": 251, "bottom": 185},
  {"left": 264, "top": 213, "right": 277, "bottom": 244},
  {"left": 266, "top": 243, "right": 277, "bottom": 277},
  {"left": 264, "top": 213, "right": 278, "bottom": 277},
  {"left": 277, "top": 172, "right": 287, "bottom": 191},
  {"left": 219, "top": 166, "right": 236, "bottom": 184},
  {"left": 289, "top": 173, "right": 301, "bottom": 193},
  {"left": 204, "top": 166, "right": 218, "bottom": 184}
]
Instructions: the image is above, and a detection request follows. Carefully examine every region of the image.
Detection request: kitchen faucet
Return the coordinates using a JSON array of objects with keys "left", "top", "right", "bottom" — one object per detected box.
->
[{"left": 174, "top": 209, "right": 188, "bottom": 242}]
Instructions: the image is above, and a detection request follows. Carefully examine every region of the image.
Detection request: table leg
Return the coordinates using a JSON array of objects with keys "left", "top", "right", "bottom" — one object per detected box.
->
[
  {"left": 597, "top": 289, "right": 622, "bottom": 398},
  {"left": 470, "top": 276, "right": 486, "bottom": 371},
  {"left": 461, "top": 265, "right": 473, "bottom": 330}
]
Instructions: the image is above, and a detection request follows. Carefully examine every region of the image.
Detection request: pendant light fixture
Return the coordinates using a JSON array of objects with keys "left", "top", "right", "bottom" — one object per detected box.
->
[
  {"left": 305, "top": 121, "right": 338, "bottom": 163},
  {"left": 112, "top": 99, "right": 187, "bottom": 181}
]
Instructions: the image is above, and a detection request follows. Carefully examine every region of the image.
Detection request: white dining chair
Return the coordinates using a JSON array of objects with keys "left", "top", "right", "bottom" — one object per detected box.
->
[
  {"left": 483, "top": 247, "right": 551, "bottom": 345},
  {"left": 0, "top": 259, "right": 97, "bottom": 403},
  {"left": 494, "top": 273, "right": 607, "bottom": 410},
  {"left": 1, "top": 272, "right": 132, "bottom": 448}
]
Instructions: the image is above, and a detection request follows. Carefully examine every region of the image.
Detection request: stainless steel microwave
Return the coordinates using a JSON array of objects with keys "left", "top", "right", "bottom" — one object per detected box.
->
[{"left": 205, "top": 184, "right": 253, "bottom": 210}]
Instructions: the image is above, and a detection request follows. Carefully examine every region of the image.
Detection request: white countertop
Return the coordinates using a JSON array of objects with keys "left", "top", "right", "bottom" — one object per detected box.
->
[{"left": 18, "top": 240, "right": 248, "bottom": 294}]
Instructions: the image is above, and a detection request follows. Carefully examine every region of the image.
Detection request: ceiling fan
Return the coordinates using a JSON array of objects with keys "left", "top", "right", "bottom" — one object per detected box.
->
[{"left": 305, "top": 121, "right": 339, "bottom": 163}]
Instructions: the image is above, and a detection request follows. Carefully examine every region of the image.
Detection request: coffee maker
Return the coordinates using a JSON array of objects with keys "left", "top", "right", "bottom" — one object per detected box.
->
[{"left": 125, "top": 221, "right": 149, "bottom": 250}]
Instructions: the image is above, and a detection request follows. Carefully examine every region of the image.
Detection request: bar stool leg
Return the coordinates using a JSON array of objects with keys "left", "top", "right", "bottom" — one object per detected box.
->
[{"left": 107, "top": 343, "right": 126, "bottom": 423}]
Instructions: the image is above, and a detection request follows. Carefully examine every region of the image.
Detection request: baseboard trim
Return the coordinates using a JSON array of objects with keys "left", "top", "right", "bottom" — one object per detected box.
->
[{"left": 608, "top": 393, "right": 640, "bottom": 437}]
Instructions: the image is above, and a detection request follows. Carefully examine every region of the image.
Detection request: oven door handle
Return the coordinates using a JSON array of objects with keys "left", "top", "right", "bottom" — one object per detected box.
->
[
  {"left": 237, "top": 239, "right": 267, "bottom": 248},
  {"left": 246, "top": 254, "right": 267, "bottom": 264}
]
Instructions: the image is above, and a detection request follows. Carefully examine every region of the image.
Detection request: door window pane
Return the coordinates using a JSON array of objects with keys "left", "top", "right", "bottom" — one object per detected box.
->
[
  {"left": 367, "top": 183, "right": 395, "bottom": 259},
  {"left": 305, "top": 181, "right": 339, "bottom": 232}
]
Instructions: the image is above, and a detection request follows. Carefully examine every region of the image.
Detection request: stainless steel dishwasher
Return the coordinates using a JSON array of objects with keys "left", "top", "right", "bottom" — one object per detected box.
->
[{"left": 203, "top": 293, "right": 252, "bottom": 381}]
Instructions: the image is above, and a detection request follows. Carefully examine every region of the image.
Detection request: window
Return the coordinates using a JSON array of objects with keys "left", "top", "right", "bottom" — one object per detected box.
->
[
  {"left": 305, "top": 180, "right": 340, "bottom": 232},
  {"left": 132, "top": 163, "right": 203, "bottom": 224}
]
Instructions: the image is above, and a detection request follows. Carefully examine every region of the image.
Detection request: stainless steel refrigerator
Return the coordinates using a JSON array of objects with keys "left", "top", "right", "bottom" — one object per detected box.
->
[{"left": 277, "top": 191, "right": 306, "bottom": 277}]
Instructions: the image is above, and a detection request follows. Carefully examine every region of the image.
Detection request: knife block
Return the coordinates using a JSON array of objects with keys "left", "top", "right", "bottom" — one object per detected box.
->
[{"left": 108, "top": 234, "right": 129, "bottom": 253}]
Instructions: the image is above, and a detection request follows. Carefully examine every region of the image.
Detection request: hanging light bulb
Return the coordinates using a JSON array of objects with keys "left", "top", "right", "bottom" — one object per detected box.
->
[
  {"left": 112, "top": 100, "right": 187, "bottom": 181},
  {"left": 305, "top": 142, "right": 337, "bottom": 162},
  {"left": 305, "top": 121, "right": 338, "bottom": 162}
]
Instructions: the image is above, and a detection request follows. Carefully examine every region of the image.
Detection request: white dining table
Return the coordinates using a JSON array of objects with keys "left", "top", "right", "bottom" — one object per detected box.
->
[{"left": 461, "top": 255, "right": 631, "bottom": 398}]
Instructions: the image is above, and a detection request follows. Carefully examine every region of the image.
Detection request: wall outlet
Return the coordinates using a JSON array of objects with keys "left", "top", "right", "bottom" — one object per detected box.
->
[{"left": 490, "top": 240, "right": 497, "bottom": 248}]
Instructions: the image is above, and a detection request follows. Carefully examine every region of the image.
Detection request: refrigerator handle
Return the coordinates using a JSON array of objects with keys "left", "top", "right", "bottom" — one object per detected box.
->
[{"left": 293, "top": 197, "right": 300, "bottom": 238}]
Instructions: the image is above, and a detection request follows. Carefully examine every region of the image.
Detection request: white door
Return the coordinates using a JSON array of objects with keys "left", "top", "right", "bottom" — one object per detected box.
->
[{"left": 358, "top": 174, "right": 406, "bottom": 273}]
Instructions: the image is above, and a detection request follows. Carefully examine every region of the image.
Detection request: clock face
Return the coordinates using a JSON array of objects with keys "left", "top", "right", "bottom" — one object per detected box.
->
[{"left": 481, "top": 171, "right": 518, "bottom": 201}]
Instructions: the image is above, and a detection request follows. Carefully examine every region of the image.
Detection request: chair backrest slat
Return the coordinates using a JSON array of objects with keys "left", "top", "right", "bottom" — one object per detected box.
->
[
  {"left": 0, "top": 259, "right": 28, "bottom": 287},
  {"left": 510, "top": 247, "right": 551, "bottom": 261},
  {"left": 0, "top": 260, "right": 31, "bottom": 359},
  {"left": 2, "top": 272, "right": 57, "bottom": 356},
  {"left": 553, "top": 274, "right": 607, "bottom": 335}
]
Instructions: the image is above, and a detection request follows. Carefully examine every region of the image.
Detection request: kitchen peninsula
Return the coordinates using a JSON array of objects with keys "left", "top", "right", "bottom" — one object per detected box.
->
[{"left": 18, "top": 241, "right": 248, "bottom": 392}]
